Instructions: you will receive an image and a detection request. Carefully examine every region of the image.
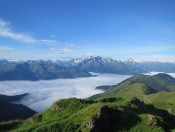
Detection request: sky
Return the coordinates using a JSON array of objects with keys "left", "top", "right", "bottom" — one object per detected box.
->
[{"left": 0, "top": 0, "right": 175, "bottom": 61}]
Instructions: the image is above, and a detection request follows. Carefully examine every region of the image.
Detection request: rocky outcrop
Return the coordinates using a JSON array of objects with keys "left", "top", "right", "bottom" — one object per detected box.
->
[{"left": 147, "top": 115, "right": 163, "bottom": 127}]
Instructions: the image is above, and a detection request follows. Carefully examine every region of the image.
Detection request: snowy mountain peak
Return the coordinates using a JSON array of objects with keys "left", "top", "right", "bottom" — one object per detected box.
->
[
  {"left": 71, "top": 58, "right": 83, "bottom": 64},
  {"left": 104, "top": 57, "right": 114, "bottom": 63},
  {"left": 127, "top": 58, "right": 134, "bottom": 62},
  {"left": 87, "top": 56, "right": 94, "bottom": 60}
]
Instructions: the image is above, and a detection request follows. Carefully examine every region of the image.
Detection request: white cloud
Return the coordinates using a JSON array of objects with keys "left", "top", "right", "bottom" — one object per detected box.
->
[
  {"left": 0, "top": 18, "right": 57, "bottom": 44},
  {"left": 0, "top": 73, "right": 131, "bottom": 112}
]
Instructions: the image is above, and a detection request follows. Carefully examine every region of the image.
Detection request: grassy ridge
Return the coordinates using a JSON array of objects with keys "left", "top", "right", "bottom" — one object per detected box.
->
[{"left": 0, "top": 97, "right": 174, "bottom": 132}]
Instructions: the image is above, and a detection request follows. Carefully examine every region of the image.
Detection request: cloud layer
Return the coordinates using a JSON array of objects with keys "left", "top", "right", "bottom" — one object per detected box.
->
[
  {"left": 0, "top": 18, "right": 57, "bottom": 44},
  {"left": 0, "top": 72, "right": 175, "bottom": 112},
  {"left": 0, "top": 73, "right": 131, "bottom": 112}
]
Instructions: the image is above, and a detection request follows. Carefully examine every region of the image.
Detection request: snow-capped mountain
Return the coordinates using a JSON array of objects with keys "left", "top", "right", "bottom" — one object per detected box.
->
[
  {"left": 70, "top": 56, "right": 117, "bottom": 65},
  {"left": 64, "top": 56, "right": 175, "bottom": 74},
  {"left": 1, "top": 56, "right": 175, "bottom": 75}
]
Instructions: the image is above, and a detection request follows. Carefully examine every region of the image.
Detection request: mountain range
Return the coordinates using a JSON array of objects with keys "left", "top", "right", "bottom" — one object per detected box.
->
[
  {"left": 1, "top": 73, "right": 175, "bottom": 131},
  {"left": 0, "top": 60, "right": 93, "bottom": 81},
  {"left": 1, "top": 56, "right": 175, "bottom": 81},
  {"left": 64, "top": 56, "right": 175, "bottom": 74}
]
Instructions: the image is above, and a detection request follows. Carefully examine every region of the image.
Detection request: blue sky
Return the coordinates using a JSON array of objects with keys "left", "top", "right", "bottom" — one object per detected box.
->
[{"left": 0, "top": 0, "right": 175, "bottom": 61}]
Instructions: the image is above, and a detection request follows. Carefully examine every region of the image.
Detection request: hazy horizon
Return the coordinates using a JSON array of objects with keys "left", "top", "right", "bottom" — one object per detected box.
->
[{"left": 1, "top": 55, "right": 175, "bottom": 62}]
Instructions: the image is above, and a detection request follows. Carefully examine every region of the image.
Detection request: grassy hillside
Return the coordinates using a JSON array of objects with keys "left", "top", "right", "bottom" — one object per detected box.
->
[
  {"left": 121, "top": 73, "right": 175, "bottom": 92},
  {"left": 90, "top": 81, "right": 157, "bottom": 100},
  {"left": 147, "top": 91, "right": 175, "bottom": 105},
  {"left": 90, "top": 73, "right": 175, "bottom": 113},
  {"left": 1, "top": 97, "right": 175, "bottom": 132},
  {"left": 91, "top": 73, "right": 175, "bottom": 100}
]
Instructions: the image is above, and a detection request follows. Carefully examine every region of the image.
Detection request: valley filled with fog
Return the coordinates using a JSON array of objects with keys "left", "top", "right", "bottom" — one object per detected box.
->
[
  {"left": 1, "top": 72, "right": 175, "bottom": 112},
  {"left": 0, "top": 73, "right": 131, "bottom": 112}
]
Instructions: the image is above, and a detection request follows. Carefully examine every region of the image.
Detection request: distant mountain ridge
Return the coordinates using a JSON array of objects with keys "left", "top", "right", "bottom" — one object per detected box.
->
[
  {"left": 1, "top": 56, "right": 175, "bottom": 81},
  {"left": 67, "top": 56, "right": 175, "bottom": 74},
  {"left": 2, "top": 56, "right": 175, "bottom": 75},
  {"left": 0, "top": 60, "right": 93, "bottom": 81}
]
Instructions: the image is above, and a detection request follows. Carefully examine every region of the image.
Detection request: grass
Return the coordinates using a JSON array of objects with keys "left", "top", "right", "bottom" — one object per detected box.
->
[{"left": 7, "top": 97, "right": 175, "bottom": 132}]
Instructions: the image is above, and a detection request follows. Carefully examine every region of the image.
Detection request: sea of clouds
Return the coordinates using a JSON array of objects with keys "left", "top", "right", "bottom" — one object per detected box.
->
[
  {"left": 1, "top": 72, "right": 175, "bottom": 112},
  {"left": 0, "top": 73, "right": 131, "bottom": 112}
]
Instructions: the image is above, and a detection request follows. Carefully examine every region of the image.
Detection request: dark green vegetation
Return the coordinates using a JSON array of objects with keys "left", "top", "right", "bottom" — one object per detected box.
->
[
  {"left": 95, "top": 85, "right": 118, "bottom": 91},
  {"left": 0, "top": 60, "right": 92, "bottom": 81},
  {"left": 0, "top": 93, "right": 36, "bottom": 122},
  {"left": 1, "top": 73, "right": 175, "bottom": 131}
]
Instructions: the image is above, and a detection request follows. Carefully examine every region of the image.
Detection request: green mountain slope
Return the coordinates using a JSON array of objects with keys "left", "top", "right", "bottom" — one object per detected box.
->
[
  {"left": 147, "top": 91, "right": 175, "bottom": 104},
  {"left": 2, "top": 97, "right": 175, "bottom": 132},
  {"left": 91, "top": 73, "right": 175, "bottom": 100},
  {"left": 121, "top": 73, "right": 175, "bottom": 92},
  {"left": 90, "top": 73, "right": 175, "bottom": 116},
  {"left": 144, "top": 92, "right": 175, "bottom": 115}
]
